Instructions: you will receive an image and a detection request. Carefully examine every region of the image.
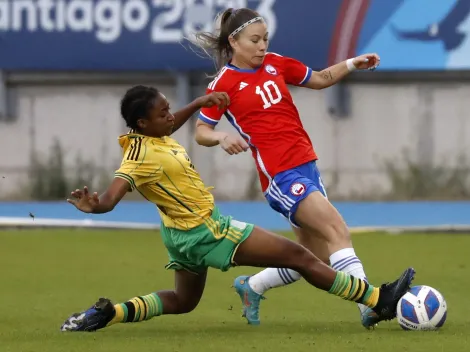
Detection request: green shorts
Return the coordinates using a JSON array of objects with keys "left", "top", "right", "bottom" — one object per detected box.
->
[{"left": 160, "top": 207, "right": 254, "bottom": 274}]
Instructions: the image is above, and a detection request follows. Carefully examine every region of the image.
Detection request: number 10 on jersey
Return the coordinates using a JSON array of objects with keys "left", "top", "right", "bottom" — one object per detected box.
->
[{"left": 256, "top": 81, "right": 282, "bottom": 109}]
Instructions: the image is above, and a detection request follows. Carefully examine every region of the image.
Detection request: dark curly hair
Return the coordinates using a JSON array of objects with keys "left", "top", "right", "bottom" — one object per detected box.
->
[{"left": 120, "top": 85, "right": 160, "bottom": 130}]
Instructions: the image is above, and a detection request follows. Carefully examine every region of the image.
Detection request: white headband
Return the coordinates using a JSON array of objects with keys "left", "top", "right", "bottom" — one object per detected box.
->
[{"left": 229, "top": 16, "right": 264, "bottom": 38}]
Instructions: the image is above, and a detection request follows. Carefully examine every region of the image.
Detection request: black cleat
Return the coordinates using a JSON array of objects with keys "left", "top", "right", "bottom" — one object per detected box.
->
[
  {"left": 372, "top": 267, "right": 416, "bottom": 322},
  {"left": 61, "top": 298, "right": 116, "bottom": 332}
]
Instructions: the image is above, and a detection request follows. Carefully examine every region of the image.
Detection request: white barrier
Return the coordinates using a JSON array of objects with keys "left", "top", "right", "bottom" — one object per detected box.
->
[
  {"left": 350, "top": 225, "right": 470, "bottom": 234},
  {"left": 0, "top": 217, "right": 160, "bottom": 230},
  {"left": 1, "top": 216, "right": 470, "bottom": 234}
]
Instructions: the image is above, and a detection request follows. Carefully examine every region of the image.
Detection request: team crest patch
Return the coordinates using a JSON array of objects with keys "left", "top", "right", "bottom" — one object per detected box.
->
[
  {"left": 290, "top": 182, "right": 306, "bottom": 196},
  {"left": 265, "top": 64, "right": 277, "bottom": 75}
]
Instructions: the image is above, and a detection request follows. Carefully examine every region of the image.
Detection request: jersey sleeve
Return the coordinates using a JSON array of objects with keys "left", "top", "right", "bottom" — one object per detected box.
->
[
  {"left": 198, "top": 88, "right": 226, "bottom": 126},
  {"left": 115, "top": 160, "right": 162, "bottom": 190},
  {"left": 277, "top": 55, "right": 312, "bottom": 86},
  {"left": 115, "top": 140, "right": 162, "bottom": 190}
]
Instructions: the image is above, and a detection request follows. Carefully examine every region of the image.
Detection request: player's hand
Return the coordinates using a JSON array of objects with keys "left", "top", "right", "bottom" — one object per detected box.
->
[
  {"left": 67, "top": 186, "right": 99, "bottom": 213},
  {"left": 197, "top": 92, "right": 230, "bottom": 110},
  {"left": 352, "top": 53, "right": 380, "bottom": 71},
  {"left": 219, "top": 134, "right": 249, "bottom": 155}
]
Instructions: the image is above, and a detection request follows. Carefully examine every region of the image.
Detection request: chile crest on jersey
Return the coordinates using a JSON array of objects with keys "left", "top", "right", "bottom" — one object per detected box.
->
[
  {"left": 227, "top": 58, "right": 291, "bottom": 114},
  {"left": 265, "top": 64, "right": 278, "bottom": 76}
]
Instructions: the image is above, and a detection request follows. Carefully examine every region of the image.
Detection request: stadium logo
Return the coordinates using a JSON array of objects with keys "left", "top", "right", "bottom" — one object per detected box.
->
[
  {"left": 265, "top": 64, "right": 277, "bottom": 75},
  {"left": 290, "top": 182, "right": 306, "bottom": 196}
]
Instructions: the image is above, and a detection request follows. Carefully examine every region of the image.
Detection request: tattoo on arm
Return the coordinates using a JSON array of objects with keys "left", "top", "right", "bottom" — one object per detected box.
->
[{"left": 321, "top": 70, "right": 334, "bottom": 80}]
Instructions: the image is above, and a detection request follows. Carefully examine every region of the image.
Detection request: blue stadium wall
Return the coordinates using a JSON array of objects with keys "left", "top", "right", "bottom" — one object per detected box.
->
[{"left": 1, "top": 201, "right": 470, "bottom": 231}]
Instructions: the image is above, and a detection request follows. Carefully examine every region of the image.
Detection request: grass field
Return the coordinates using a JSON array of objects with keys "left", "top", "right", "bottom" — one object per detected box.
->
[{"left": 1, "top": 229, "right": 469, "bottom": 352}]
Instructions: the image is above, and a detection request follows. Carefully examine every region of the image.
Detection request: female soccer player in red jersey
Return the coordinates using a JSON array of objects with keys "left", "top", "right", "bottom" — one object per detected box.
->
[{"left": 194, "top": 8, "right": 382, "bottom": 328}]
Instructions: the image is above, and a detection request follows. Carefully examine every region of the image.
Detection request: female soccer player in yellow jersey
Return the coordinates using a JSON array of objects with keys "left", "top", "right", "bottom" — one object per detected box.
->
[{"left": 61, "top": 85, "right": 414, "bottom": 332}]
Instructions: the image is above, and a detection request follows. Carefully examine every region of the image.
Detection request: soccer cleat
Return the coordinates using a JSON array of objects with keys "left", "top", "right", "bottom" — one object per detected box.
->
[
  {"left": 233, "top": 275, "right": 265, "bottom": 325},
  {"left": 60, "top": 297, "right": 115, "bottom": 332},
  {"left": 371, "top": 267, "right": 416, "bottom": 323},
  {"left": 360, "top": 307, "right": 380, "bottom": 329}
]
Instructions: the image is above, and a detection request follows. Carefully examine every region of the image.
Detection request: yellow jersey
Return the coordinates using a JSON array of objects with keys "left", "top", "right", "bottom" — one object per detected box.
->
[{"left": 115, "top": 133, "right": 215, "bottom": 230}]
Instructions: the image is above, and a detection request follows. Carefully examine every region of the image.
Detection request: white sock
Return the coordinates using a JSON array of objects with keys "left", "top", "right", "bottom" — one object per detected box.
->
[
  {"left": 248, "top": 268, "right": 301, "bottom": 295},
  {"left": 330, "top": 247, "right": 369, "bottom": 313}
]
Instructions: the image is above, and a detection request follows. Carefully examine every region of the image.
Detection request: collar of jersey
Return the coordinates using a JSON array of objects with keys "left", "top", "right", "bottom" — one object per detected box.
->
[
  {"left": 226, "top": 62, "right": 261, "bottom": 73},
  {"left": 119, "top": 131, "right": 167, "bottom": 141}
]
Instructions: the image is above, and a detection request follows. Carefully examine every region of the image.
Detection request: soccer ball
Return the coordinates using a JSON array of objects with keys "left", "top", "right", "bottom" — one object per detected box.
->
[{"left": 397, "top": 285, "right": 447, "bottom": 330}]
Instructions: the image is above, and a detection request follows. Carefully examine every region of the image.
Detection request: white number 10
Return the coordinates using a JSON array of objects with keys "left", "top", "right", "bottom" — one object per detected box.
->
[{"left": 256, "top": 81, "right": 282, "bottom": 109}]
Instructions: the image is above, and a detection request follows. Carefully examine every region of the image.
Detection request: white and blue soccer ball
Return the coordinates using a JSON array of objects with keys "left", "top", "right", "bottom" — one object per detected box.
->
[{"left": 397, "top": 285, "right": 447, "bottom": 331}]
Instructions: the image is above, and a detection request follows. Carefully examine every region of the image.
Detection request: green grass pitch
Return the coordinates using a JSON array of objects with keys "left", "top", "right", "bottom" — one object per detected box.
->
[{"left": 1, "top": 229, "right": 469, "bottom": 352}]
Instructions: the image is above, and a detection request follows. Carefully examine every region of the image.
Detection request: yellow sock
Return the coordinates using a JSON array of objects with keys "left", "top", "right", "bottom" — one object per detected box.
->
[
  {"left": 107, "top": 304, "right": 125, "bottom": 326},
  {"left": 106, "top": 293, "right": 163, "bottom": 326},
  {"left": 329, "top": 271, "right": 380, "bottom": 308}
]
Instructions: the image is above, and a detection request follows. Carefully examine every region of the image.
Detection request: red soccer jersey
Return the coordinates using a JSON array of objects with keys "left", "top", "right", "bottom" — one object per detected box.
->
[{"left": 199, "top": 52, "right": 318, "bottom": 192}]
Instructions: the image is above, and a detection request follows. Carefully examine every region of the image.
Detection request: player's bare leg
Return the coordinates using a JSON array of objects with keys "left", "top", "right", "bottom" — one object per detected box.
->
[
  {"left": 293, "top": 225, "right": 379, "bottom": 327},
  {"left": 155, "top": 270, "right": 208, "bottom": 315},
  {"left": 61, "top": 270, "right": 207, "bottom": 332},
  {"left": 233, "top": 227, "right": 335, "bottom": 290},
  {"left": 294, "top": 192, "right": 377, "bottom": 327},
  {"left": 241, "top": 227, "right": 330, "bottom": 295},
  {"left": 237, "top": 191, "right": 377, "bottom": 328},
  {"left": 233, "top": 226, "right": 414, "bottom": 326},
  {"left": 292, "top": 226, "right": 331, "bottom": 264},
  {"left": 294, "top": 191, "right": 353, "bottom": 252}
]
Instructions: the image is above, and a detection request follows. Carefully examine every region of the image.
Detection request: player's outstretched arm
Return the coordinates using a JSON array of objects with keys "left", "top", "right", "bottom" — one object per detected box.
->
[
  {"left": 172, "top": 92, "right": 230, "bottom": 134},
  {"left": 304, "top": 53, "right": 380, "bottom": 90},
  {"left": 195, "top": 120, "right": 249, "bottom": 155},
  {"left": 195, "top": 120, "right": 229, "bottom": 147},
  {"left": 67, "top": 178, "right": 130, "bottom": 214}
]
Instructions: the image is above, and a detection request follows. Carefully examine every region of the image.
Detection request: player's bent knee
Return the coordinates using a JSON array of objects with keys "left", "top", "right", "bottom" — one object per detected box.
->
[
  {"left": 172, "top": 291, "right": 201, "bottom": 314},
  {"left": 296, "top": 201, "right": 351, "bottom": 245},
  {"left": 178, "top": 304, "right": 198, "bottom": 314},
  {"left": 331, "top": 220, "right": 350, "bottom": 241},
  {"left": 176, "top": 297, "right": 200, "bottom": 314},
  {"left": 299, "top": 219, "right": 350, "bottom": 245}
]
